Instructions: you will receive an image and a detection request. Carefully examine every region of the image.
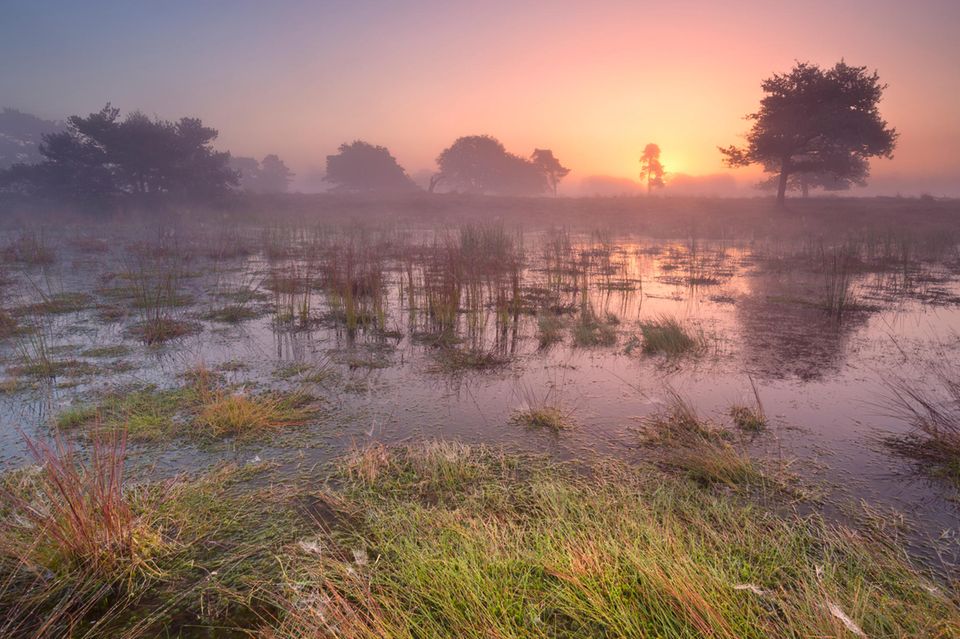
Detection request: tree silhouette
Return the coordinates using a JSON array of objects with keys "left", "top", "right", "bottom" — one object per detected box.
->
[
  {"left": 530, "top": 149, "right": 570, "bottom": 196},
  {"left": 259, "top": 154, "right": 294, "bottom": 193},
  {"left": 0, "top": 104, "right": 237, "bottom": 204},
  {"left": 434, "top": 135, "right": 547, "bottom": 195},
  {"left": 720, "top": 61, "right": 897, "bottom": 205},
  {"left": 232, "top": 154, "right": 294, "bottom": 193},
  {"left": 639, "top": 143, "right": 665, "bottom": 194},
  {"left": 325, "top": 141, "right": 417, "bottom": 193}
]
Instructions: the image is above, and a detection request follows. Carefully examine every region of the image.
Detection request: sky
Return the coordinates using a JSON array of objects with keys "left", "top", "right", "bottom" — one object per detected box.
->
[{"left": 1, "top": 0, "right": 958, "bottom": 194}]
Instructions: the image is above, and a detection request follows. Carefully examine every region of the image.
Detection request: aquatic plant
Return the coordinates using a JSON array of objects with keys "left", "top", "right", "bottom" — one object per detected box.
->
[
  {"left": 638, "top": 314, "right": 702, "bottom": 355},
  {"left": 641, "top": 391, "right": 761, "bottom": 487},
  {"left": 883, "top": 361, "right": 960, "bottom": 482}
]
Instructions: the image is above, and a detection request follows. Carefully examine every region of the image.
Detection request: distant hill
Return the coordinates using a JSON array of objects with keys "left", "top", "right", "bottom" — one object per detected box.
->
[{"left": 0, "top": 108, "right": 64, "bottom": 168}]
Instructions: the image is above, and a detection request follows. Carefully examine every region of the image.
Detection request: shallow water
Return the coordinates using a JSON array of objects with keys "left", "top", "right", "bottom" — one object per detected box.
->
[{"left": 1, "top": 225, "right": 958, "bottom": 571}]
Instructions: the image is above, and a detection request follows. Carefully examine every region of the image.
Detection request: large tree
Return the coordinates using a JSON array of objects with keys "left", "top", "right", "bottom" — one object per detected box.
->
[
  {"left": 530, "top": 149, "right": 570, "bottom": 196},
  {"left": 720, "top": 61, "right": 897, "bottom": 205},
  {"left": 433, "top": 135, "right": 548, "bottom": 196},
  {"left": 639, "top": 143, "right": 665, "bottom": 194},
  {"left": 0, "top": 104, "right": 238, "bottom": 204},
  {"left": 325, "top": 141, "right": 417, "bottom": 193}
]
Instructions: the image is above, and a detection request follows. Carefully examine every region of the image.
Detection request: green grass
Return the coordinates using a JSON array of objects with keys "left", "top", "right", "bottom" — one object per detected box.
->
[
  {"left": 202, "top": 304, "right": 261, "bottom": 323},
  {"left": 266, "top": 442, "right": 958, "bottom": 638},
  {"left": 2, "top": 440, "right": 956, "bottom": 637},
  {"left": 572, "top": 307, "right": 618, "bottom": 347},
  {"left": 638, "top": 315, "right": 703, "bottom": 356},
  {"left": 641, "top": 392, "right": 763, "bottom": 488},
  {"left": 80, "top": 345, "right": 133, "bottom": 358},
  {"left": 55, "top": 404, "right": 99, "bottom": 429},
  {"left": 730, "top": 404, "right": 767, "bottom": 432},
  {"left": 511, "top": 406, "right": 573, "bottom": 431}
]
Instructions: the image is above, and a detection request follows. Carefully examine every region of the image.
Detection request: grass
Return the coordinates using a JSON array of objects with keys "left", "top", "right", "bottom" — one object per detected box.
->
[
  {"left": 264, "top": 442, "right": 958, "bottom": 638},
  {"left": 572, "top": 305, "right": 618, "bottom": 347},
  {"left": 1, "top": 439, "right": 957, "bottom": 637},
  {"left": 194, "top": 389, "right": 318, "bottom": 438},
  {"left": 55, "top": 404, "right": 99, "bottom": 429},
  {"left": 80, "top": 345, "right": 133, "bottom": 358},
  {"left": 0, "top": 432, "right": 313, "bottom": 637},
  {"left": 510, "top": 383, "right": 575, "bottom": 431},
  {"left": 883, "top": 362, "right": 960, "bottom": 483},
  {"left": 52, "top": 369, "right": 321, "bottom": 442},
  {"left": 429, "top": 346, "right": 511, "bottom": 373},
  {"left": 730, "top": 378, "right": 768, "bottom": 433},
  {"left": 640, "top": 392, "right": 763, "bottom": 488},
  {"left": 536, "top": 311, "right": 565, "bottom": 348},
  {"left": 638, "top": 315, "right": 703, "bottom": 356},
  {"left": 511, "top": 406, "right": 572, "bottom": 431},
  {"left": 0, "top": 431, "right": 166, "bottom": 634}
]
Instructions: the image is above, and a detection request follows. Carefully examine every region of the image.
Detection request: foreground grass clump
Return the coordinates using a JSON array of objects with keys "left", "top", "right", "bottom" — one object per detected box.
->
[
  {"left": 0, "top": 433, "right": 314, "bottom": 637},
  {"left": 0, "top": 432, "right": 166, "bottom": 633},
  {"left": 638, "top": 315, "right": 703, "bottom": 356},
  {"left": 2, "top": 441, "right": 957, "bottom": 637},
  {"left": 266, "top": 442, "right": 959, "bottom": 638}
]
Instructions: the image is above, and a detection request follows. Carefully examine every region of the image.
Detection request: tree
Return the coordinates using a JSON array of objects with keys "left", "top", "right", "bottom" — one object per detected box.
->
[
  {"left": 530, "top": 149, "right": 570, "bottom": 196},
  {"left": 433, "top": 135, "right": 548, "bottom": 195},
  {"left": 325, "top": 141, "right": 417, "bottom": 193},
  {"left": 639, "top": 143, "right": 665, "bottom": 194},
  {"left": 0, "top": 104, "right": 238, "bottom": 204},
  {"left": 231, "top": 154, "right": 294, "bottom": 193},
  {"left": 720, "top": 61, "right": 897, "bottom": 205},
  {"left": 258, "top": 154, "right": 294, "bottom": 193}
]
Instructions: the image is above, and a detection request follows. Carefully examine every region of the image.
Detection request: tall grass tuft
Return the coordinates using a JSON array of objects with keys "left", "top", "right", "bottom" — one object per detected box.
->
[
  {"left": 638, "top": 314, "right": 703, "bottom": 356},
  {"left": 883, "top": 362, "right": 960, "bottom": 481}
]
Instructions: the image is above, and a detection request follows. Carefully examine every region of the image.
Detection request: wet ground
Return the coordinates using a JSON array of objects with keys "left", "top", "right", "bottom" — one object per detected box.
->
[{"left": 1, "top": 222, "right": 958, "bottom": 574}]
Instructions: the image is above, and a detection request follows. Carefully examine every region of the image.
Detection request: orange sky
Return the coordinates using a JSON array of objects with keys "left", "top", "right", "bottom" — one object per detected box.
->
[{"left": 3, "top": 1, "right": 959, "bottom": 193}]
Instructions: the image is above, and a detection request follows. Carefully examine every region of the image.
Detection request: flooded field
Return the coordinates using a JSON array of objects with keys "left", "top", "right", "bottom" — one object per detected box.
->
[{"left": 2, "top": 214, "right": 959, "bottom": 635}]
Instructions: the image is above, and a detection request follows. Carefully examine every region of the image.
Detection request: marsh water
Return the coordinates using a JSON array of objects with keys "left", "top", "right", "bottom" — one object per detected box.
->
[{"left": 1, "top": 222, "right": 959, "bottom": 572}]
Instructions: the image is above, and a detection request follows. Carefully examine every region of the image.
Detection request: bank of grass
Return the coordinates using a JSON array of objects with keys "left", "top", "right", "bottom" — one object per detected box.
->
[
  {"left": 1, "top": 439, "right": 957, "bottom": 637},
  {"left": 267, "top": 442, "right": 958, "bottom": 638}
]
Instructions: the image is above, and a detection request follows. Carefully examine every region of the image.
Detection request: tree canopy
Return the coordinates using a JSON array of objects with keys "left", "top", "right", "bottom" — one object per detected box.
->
[
  {"left": 720, "top": 61, "right": 896, "bottom": 205},
  {"left": 325, "top": 141, "right": 417, "bottom": 193},
  {"left": 433, "top": 135, "right": 550, "bottom": 196},
  {"left": 0, "top": 104, "right": 237, "bottom": 206}
]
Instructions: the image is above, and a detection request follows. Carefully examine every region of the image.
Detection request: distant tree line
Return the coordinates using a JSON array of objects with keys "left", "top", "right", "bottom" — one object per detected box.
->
[
  {"left": 231, "top": 154, "right": 294, "bottom": 193},
  {"left": 0, "top": 59, "right": 898, "bottom": 208}
]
